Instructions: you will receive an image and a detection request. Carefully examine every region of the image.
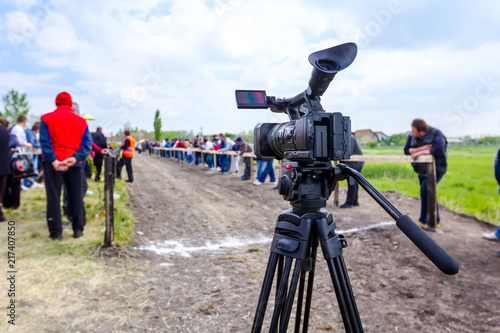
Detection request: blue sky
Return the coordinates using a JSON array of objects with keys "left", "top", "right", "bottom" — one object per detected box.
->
[{"left": 1, "top": 0, "right": 499, "bottom": 138}]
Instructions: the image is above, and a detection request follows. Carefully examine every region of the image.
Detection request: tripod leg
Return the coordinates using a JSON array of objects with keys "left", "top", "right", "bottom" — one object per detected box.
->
[
  {"left": 269, "top": 256, "right": 293, "bottom": 332},
  {"left": 301, "top": 239, "right": 318, "bottom": 333},
  {"left": 252, "top": 209, "right": 314, "bottom": 332},
  {"left": 315, "top": 212, "right": 364, "bottom": 333},
  {"left": 252, "top": 252, "right": 279, "bottom": 333},
  {"left": 336, "top": 255, "right": 362, "bottom": 330},
  {"left": 277, "top": 255, "right": 285, "bottom": 329},
  {"left": 279, "top": 259, "right": 303, "bottom": 333},
  {"left": 326, "top": 255, "right": 363, "bottom": 333},
  {"left": 295, "top": 267, "right": 306, "bottom": 333}
]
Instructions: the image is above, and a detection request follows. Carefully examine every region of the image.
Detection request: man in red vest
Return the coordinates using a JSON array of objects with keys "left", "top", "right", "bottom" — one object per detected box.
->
[
  {"left": 39, "top": 92, "right": 92, "bottom": 240},
  {"left": 116, "top": 130, "right": 136, "bottom": 183}
]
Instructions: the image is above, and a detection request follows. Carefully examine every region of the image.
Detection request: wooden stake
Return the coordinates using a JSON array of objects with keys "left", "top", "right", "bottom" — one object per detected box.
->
[
  {"left": 426, "top": 156, "right": 438, "bottom": 228},
  {"left": 103, "top": 155, "right": 114, "bottom": 247}
]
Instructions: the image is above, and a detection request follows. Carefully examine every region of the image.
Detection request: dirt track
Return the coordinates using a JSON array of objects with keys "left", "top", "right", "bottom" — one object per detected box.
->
[{"left": 117, "top": 154, "right": 500, "bottom": 332}]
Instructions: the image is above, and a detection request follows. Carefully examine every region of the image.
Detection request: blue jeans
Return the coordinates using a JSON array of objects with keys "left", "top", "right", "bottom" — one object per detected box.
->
[
  {"left": 176, "top": 151, "right": 184, "bottom": 161},
  {"left": 256, "top": 160, "right": 264, "bottom": 179},
  {"left": 257, "top": 159, "right": 276, "bottom": 183},
  {"left": 418, "top": 171, "right": 445, "bottom": 224},
  {"left": 194, "top": 152, "right": 202, "bottom": 165},
  {"left": 223, "top": 155, "right": 231, "bottom": 172},
  {"left": 206, "top": 154, "right": 214, "bottom": 168},
  {"left": 219, "top": 154, "right": 230, "bottom": 172}
]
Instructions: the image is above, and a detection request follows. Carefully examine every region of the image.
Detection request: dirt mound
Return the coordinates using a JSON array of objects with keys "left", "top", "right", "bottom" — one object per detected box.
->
[{"left": 118, "top": 155, "right": 500, "bottom": 332}]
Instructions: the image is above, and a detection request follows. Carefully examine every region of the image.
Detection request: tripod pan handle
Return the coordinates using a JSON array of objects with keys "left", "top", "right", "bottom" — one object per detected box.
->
[{"left": 396, "top": 215, "right": 459, "bottom": 275}]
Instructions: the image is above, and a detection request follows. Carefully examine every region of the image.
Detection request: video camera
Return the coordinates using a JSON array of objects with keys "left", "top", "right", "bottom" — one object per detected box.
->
[{"left": 235, "top": 42, "right": 358, "bottom": 162}]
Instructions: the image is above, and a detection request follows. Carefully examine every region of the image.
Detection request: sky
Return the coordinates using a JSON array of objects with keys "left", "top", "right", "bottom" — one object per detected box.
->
[{"left": 0, "top": 0, "right": 499, "bottom": 138}]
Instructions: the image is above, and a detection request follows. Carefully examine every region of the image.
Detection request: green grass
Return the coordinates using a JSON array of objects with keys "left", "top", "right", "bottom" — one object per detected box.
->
[
  {"left": 0, "top": 177, "right": 136, "bottom": 332},
  {"left": 359, "top": 145, "right": 500, "bottom": 223},
  {"left": 1, "top": 177, "right": 134, "bottom": 259}
]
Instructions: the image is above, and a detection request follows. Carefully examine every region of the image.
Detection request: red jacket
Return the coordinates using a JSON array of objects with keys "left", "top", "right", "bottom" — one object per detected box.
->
[{"left": 40, "top": 105, "right": 92, "bottom": 164}]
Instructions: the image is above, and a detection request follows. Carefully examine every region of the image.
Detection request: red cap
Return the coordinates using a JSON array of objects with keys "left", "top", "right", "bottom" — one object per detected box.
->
[{"left": 55, "top": 92, "right": 72, "bottom": 106}]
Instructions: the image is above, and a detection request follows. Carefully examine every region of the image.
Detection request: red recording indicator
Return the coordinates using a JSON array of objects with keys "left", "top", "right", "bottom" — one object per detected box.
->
[{"left": 286, "top": 165, "right": 293, "bottom": 169}]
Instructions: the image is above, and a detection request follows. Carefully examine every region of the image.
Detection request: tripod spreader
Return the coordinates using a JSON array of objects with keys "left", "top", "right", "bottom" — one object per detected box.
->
[{"left": 337, "top": 163, "right": 459, "bottom": 275}]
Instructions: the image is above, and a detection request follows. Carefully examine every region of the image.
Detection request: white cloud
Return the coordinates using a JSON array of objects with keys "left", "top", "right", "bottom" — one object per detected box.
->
[{"left": 0, "top": 0, "right": 499, "bottom": 138}]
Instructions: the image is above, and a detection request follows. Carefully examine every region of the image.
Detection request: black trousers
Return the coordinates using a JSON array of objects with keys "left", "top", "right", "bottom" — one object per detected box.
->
[
  {"left": 63, "top": 168, "right": 88, "bottom": 217},
  {"left": 94, "top": 154, "right": 104, "bottom": 180},
  {"left": 2, "top": 174, "right": 20, "bottom": 209},
  {"left": 243, "top": 157, "right": 252, "bottom": 179},
  {"left": 116, "top": 156, "right": 133, "bottom": 181},
  {"left": 43, "top": 161, "right": 86, "bottom": 238},
  {"left": 345, "top": 182, "right": 359, "bottom": 206},
  {"left": 0, "top": 174, "right": 7, "bottom": 218},
  {"left": 344, "top": 164, "right": 363, "bottom": 206}
]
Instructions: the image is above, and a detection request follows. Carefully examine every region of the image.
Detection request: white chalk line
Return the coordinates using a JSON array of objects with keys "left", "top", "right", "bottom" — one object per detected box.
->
[
  {"left": 138, "top": 235, "right": 272, "bottom": 258},
  {"left": 337, "top": 221, "right": 396, "bottom": 235},
  {"left": 139, "top": 221, "right": 396, "bottom": 260}
]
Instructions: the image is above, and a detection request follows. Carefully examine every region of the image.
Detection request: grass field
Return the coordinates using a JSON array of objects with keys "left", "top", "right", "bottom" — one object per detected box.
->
[
  {"left": 358, "top": 145, "right": 500, "bottom": 224},
  {"left": 0, "top": 178, "right": 135, "bottom": 332}
]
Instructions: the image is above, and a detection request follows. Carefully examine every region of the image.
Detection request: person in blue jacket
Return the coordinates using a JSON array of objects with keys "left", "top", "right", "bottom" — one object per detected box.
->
[
  {"left": 24, "top": 122, "right": 42, "bottom": 184},
  {"left": 404, "top": 118, "right": 447, "bottom": 230}
]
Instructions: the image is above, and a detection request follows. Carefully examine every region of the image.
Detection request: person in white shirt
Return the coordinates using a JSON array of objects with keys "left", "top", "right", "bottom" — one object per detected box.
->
[{"left": 10, "top": 116, "right": 32, "bottom": 149}]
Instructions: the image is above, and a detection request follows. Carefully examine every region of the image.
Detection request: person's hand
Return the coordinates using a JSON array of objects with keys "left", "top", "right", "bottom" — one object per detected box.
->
[
  {"left": 410, "top": 150, "right": 426, "bottom": 161},
  {"left": 10, "top": 147, "right": 18, "bottom": 152},
  {"left": 61, "top": 157, "right": 77, "bottom": 168},
  {"left": 52, "top": 160, "right": 68, "bottom": 171},
  {"left": 25, "top": 143, "right": 33, "bottom": 148},
  {"left": 101, "top": 148, "right": 109, "bottom": 155}
]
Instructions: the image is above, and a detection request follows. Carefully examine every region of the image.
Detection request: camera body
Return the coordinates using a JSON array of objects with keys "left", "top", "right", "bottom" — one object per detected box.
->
[
  {"left": 235, "top": 42, "right": 357, "bottom": 163},
  {"left": 254, "top": 112, "right": 351, "bottom": 162}
]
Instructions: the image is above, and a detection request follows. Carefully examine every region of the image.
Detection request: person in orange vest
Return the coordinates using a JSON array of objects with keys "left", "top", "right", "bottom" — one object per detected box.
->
[{"left": 116, "top": 130, "right": 136, "bottom": 183}]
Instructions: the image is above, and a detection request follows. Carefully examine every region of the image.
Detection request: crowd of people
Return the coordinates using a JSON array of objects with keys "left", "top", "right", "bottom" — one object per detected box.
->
[
  {"left": 2, "top": 98, "right": 500, "bottom": 256},
  {"left": 144, "top": 134, "right": 267, "bottom": 183},
  {"left": 0, "top": 92, "right": 132, "bottom": 240},
  {"left": 0, "top": 116, "right": 43, "bottom": 221}
]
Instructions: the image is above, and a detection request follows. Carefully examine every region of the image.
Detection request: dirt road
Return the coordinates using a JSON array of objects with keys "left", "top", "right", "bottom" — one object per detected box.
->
[{"left": 115, "top": 154, "right": 500, "bottom": 332}]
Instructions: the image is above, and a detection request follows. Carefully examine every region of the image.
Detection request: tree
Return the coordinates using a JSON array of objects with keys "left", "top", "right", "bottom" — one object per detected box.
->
[
  {"left": 1, "top": 89, "right": 30, "bottom": 124},
  {"left": 153, "top": 109, "right": 162, "bottom": 141},
  {"left": 381, "top": 133, "right": 408, "bottom": 146}
]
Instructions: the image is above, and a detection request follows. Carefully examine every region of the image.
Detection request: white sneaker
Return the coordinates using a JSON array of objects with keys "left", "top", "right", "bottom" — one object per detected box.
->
[
  {"left": 483, "top": 232, "right": 500, "bottom": 242},
  {"left": 216, "top": 167, "right": 221, "bottom": 171},
  {"left": 31, "top": 183, "right": 44, "bottom": 189},
  {"left": 253, "top": 180, "right": 264, "bottom": 186},
  {"left": 20, "top": 185, "right": 29, "bottom": 191},
  {"left": 269, "top": 181, "right": 277, "bottom": 185},
  {"left": 86, "top": 190, "right": 94, "bottom": 195}
]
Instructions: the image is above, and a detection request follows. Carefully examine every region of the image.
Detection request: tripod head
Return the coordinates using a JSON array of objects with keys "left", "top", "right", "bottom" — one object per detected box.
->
[
  {"left": 277, "top": 161, "right": 459, "bottom": 275},
  {"left": 277, "top": 161, "right": 342, "bottom": 211}
]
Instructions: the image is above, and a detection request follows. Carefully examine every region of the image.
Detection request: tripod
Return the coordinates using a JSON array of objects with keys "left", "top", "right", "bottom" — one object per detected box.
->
[{"left": 251, "top": 162, "right": 459, "bottom": 333}]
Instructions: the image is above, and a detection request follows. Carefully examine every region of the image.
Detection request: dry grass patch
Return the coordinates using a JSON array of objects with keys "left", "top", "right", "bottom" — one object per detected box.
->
[{"left": 0, "top": 178, "right": 136, "bottom": 332}]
